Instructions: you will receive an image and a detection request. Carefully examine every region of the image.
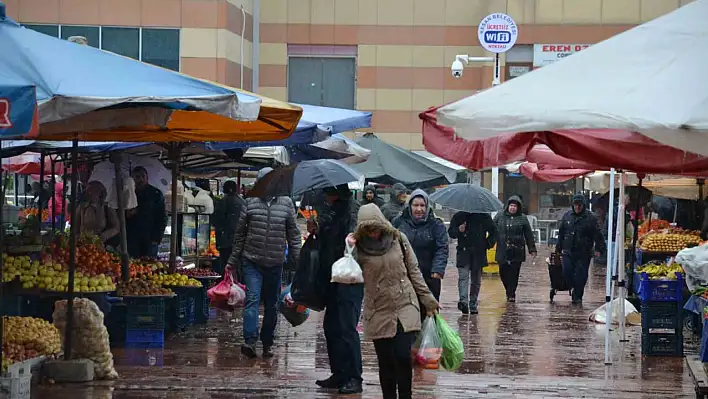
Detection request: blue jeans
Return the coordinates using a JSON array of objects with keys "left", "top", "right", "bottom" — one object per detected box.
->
[
  {"left": 242, "top": 260, "right": 283, "bottom": 347},
  {"left": 561, "top": 253, "right": 591, "bottom": 302}
]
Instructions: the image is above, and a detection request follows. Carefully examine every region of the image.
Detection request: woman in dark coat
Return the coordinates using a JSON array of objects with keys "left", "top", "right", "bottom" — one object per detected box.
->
[
  {"left": 494, "top": 195, "right": 537, "bottom": 302},
  {"left": 394, "top": 189, "right": 449, "bottom": 320}
]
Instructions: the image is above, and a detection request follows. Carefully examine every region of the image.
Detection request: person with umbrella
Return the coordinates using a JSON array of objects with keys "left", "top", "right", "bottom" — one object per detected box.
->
[
  {"left": 556, "top": 194, "right": 605, "bottom": 304},
  {"left": 308, "top": 184, "right": 363, "bottom": 395},
  {"left": 126, "top": 166, "right": 167, "bottom": 258},
  {"left": 213, "top": 180, "right": 245, "bottom": 276},
  {"left": 448, "top": 211, "right": 497, "bottom": 314},
  {"left": 227, "top": 167, "right": 302, "bottom": 358},
  {"left": 381, "top": 183, "right": 408, "bottom": 223},
  {"left": 360, "top": 185, "right": 384, "bottom": 208},
  {"left": 395, "top": 189, "right": 449, "bottom": 316},
  {"left": 494, "top": 196, "right": 537, "bottom": 302}
]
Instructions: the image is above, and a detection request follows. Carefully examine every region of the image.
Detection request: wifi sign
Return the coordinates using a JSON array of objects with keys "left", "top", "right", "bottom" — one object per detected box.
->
[{"left": 478, "top": 13, "right": 518, "bottom": 53}]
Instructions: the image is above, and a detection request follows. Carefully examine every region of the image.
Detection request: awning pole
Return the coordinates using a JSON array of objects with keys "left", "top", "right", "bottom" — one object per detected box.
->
[{"left": 604, "top": 168, "right": 616, "bottom": 365}]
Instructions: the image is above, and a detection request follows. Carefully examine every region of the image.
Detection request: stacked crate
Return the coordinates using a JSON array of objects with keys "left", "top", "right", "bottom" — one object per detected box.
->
[
  {"left": 638, "top": 271, "right": 684, "bottom": 356},
  {"left": 123, "top": 297, "right": 167, "bottom": 348}
]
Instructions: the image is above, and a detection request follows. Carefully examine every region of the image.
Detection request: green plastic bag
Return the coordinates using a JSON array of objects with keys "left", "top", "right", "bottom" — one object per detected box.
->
[{"left": 435, "top": 314, "right": 464, "bottom": 371}]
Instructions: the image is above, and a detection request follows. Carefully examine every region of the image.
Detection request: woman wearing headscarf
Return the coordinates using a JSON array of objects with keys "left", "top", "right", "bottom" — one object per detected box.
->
[
  {"left": 394, "top": 189, "right": 449, "bottom": 318},
  {"left": 347, "top": 204, "right": 438, "bottom": 399},
  {"left": 74, "top": 181, "right": 120, "bottom": 245}
]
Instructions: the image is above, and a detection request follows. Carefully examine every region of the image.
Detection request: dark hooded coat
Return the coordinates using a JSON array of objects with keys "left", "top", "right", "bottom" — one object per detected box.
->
[
  {"left": 493, "top": 195, "right": 537, "bottom": 264},
  {"left": 360, "top": 185, "right": 384, "bottom": 208},
  {"left": 557, "top": 194, "right": 606, "bottom": 258}
]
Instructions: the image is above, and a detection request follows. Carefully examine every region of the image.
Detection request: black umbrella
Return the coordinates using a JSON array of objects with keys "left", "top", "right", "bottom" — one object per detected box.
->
[
  {"left": 598, "top": 186, "right": 653, "bottom": 209},
  {"left": 429, "top": 183, "right": 503, "bottom": 213},
  {"left": 248, "top": 159, "right": 362, "bottom": 198}
]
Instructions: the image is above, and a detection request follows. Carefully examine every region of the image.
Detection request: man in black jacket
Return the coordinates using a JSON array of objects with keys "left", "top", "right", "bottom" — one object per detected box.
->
[
  {"left": 556, "top": 194, "right": 606, "bottom": 304},
  {"left": 126, "top": 166, "right": 167, "bottom": 258},
  {"left": 308, "top": 184, "right": 363, "bottom": 395},
  {"left": 381, "top": 183, "right": 408, "bottom": 222},
  {"left": 448, "top": 211, "right": 497, "bottom": 314},
  {"left": 213, "top": 180, "right": 245, "bottom": 275},
  {"left": 228, "top": 167, "right": 302, "bottom": 359},
  {"left": 360, "top": 185, "right": 384, "bottom": 208}
]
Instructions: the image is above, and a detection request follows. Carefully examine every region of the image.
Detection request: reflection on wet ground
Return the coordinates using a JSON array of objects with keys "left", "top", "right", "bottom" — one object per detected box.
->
[{"left": 38, "top": 247, "right": 696, "bottom": 398}]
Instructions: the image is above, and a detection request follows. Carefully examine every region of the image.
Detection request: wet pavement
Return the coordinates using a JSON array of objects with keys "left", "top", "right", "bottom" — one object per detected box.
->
[{"left": 38, "top": 246, "right": 698, "bottom": 398}]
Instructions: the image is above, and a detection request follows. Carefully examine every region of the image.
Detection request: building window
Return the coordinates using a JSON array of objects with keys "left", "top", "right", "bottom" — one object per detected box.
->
[
  {"left": 142, "top": 28, "right": 180, "bottom": 71},
  {"left": 21, "top": 24, "right": 179, "bottom": 71}
]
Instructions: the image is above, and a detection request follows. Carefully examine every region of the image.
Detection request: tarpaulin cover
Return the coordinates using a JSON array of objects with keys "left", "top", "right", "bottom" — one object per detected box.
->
[
  {"left": 0, "top": 9, "right": 300, "bottom": 142},
  {"left": 435, "top": 0, "right": 708, "bottom": 156},
  {"left": 518, "top": 163, "right": 591, "bottom": 183},
  {"left": 0, "top": 72, "right": 38, "bottom": 138},
  {"left": 420, "top": 106, "right": 708, "bottom": 175},
  {"left": 2, "top": 153, "right": 64, "bottom": 175}
]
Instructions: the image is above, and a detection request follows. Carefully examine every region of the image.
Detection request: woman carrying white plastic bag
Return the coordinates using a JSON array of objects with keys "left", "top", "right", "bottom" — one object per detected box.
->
[{"left": 331, "top": 240, "right": 364, "bottom": 284}]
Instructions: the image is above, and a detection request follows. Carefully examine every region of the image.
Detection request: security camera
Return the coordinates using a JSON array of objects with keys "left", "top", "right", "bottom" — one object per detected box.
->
[{"left": 451, "top": 60, "right": 464, "bottom": 78}]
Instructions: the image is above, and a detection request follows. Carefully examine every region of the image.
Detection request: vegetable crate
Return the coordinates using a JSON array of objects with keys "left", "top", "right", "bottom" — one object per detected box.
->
[
  {"left": 641, "top": 301, "right": 682, "bottom": 333},
  {"left": 0, "top": 375, "right": 31, "bottom": 399},
  {"left": 166, "top": 289, "right": 196, "bottom": 333},
  {"left": 125, "top": 329, "right": 165, "bottom": 348},
  {"left": 124, "top": 297, "right": 167, "bottom": 330},
  {"left": 641, "top": 332, "right": 684, "bottom": 357},
  {"left": 105, "top": 300, "right": 127, "bottom": 346},
  {"left": 194, "top": 286, "right": 210, "bottom": 325},
  {"left": 636, "top": 272, "right": 684, "bottom": 303}
]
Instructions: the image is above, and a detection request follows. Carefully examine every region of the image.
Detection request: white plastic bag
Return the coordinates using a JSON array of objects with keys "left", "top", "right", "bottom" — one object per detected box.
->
[
  {"left": 676, "top": 245, "right": 708, "bottom": 291},
  {"left": 331, "top": 241, "right": 364, "bottom": 284},
  {"left": 588, "top": 298, "right": 640, "bottom": 325},
  {"left": 228, "top": 281, "right": 246, "bottom": 307}
]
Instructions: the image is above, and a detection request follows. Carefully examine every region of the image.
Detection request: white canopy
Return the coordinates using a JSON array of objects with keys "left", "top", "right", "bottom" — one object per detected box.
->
[{"left": 437, "top": 0, "right": 708, "bottom": 156}]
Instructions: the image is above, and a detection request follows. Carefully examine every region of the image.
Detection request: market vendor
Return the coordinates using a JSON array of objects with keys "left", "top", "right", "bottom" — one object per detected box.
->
[
  {"left": 74, "top": 181, "right": 120, "bottom": 245},
  {"left": 126, "top": 166, "right": 167, "bottom": 258}
]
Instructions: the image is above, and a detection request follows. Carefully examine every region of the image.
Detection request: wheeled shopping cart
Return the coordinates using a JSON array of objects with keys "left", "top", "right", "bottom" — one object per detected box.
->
[{"left": 548, "top": 253, "right": 571, "bottom": 302}]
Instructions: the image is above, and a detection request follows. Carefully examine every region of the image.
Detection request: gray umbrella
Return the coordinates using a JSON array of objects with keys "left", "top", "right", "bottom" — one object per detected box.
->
[
  {"left": 248, "top": 159, "right": 363, "bottom": 198},
  {"left": 429, "top": 183, "right": 503, "bottom": 213}
]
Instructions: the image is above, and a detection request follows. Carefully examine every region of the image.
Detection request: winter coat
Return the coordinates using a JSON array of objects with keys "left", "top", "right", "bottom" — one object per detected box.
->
[
  {"left": 395, "top": 189, "right": 449, "bottom": 277},
  {"left": 75, "top": 202, "right": 119, "bottom": 243},
  {"left": 228, "top": 196, "right": 302, "bottom": 267},
  {"left": 448, "top": 211, "right": 497, "bottom": 268},
  {"left": 126, "top": 184, "right": 167, "bottom": 244},
  {"left": 353, "top": 204, "right": 438, "bottom": 340},
  {"left": 494, "top": 196, "right": 537, "bottom": 264},
  {"left": 318, "top": 189, "right": 360, "bottom": 285},
  {"left": 360, "top": 185, "right": 384, "bottom": 208},
  {"left": 214, "top": 194, "right": 246, "bottom": 249},
  {"left": 557, "top": 200, "right": 606, "bottom": 259},
  {"left": 380, "top": 183, "right": 407, "bottom": 222}
]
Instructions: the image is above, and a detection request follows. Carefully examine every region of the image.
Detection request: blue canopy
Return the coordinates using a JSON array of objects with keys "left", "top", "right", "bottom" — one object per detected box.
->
[
  {"left": 0, "top": 71, "right": 38, "bottom": 138},
  {"left": 207, "top": 104, "right": 372, "bottom": 150}
]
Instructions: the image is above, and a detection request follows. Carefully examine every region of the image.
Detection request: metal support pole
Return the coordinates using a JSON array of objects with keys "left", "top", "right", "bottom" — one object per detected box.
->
[
  {"left": 617, "top": 173, "right": 628, "bottom": 342},
  {"left": 38, "top": 153, "right": 45, "bottom": 235},
  {"left": 110, "top": 153, "right": 131, "bottom": 281},
  {"left": 0, "top": 139, "right": 5, "bottom": 368},
  {"left": 169, "top": 146, "right": 181, "bottom": 272},
  {"left": 604, "top": 168, "right": 616, "bottom": 365},
  {"left": 61, "top": 155, "right": 68, "bottom": 232},
  {"left": 64, "top": 139, "right": 80, "bottom": 359},
  {"left": 629, "top": 177, "right": 644, "bottom": 294}
]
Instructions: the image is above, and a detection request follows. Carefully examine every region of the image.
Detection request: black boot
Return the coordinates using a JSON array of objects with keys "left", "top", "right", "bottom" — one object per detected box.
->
[
  {"left": 241, "top": 343, "right": 257, "bottom": 359},
  {"left": 457, "top": 302, "right": 469, "bottom": 314},
  {"left": 263, "top": 346, "right": 274, "bottom": 358},
  {"left": 315, "top": 375, "right": 340, "bottom": 389},
  {"left": 339, "top": 379, "right": 363, "bottom": 394}
]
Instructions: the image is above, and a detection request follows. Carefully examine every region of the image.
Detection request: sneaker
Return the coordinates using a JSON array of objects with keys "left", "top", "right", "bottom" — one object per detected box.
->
[
  {"left": 263, "top": 346, "right": 274, "bottom": 358},
  {"left": 469, "top": 303, "right": 479, "bottom": 314},
  {"left": 241, "top": 343, "right": 257, "bottom": 359},
  {"left": 338, "top": 379, "right": 363, "bottom": 395},
  {"left": 316, "top": 375, "right": 340, "bottom": 389},
  {"left": 457, "top": 302, "right": 469, "bottom": 315}
]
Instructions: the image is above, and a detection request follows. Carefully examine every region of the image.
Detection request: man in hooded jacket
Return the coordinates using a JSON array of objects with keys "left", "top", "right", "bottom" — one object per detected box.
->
[
  {"left": 394, "top": 189, "right": 449, "bottom": 320},
  {"left": 228, "top": 167, "right": 302, "bottom": 358},
  {"left": 360, "top": 185, "right": 384, "bottom": 208},
  {"left": 381, "top": 183, "right": 408, "bottom": 223},
  {"left": 308, "top": 185, "right": 363, "bottom": 395},
  {"left": 556, "top": 194, "right": 605, "bottom": 304}
]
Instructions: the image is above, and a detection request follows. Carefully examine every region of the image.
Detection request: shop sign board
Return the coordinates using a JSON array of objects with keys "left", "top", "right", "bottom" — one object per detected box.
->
[
  {"left": 478, "top": 13, "right": 518, "bottom": 53},
  {"left": 533, "top": 44, "right": 590, "bottom": 67}
]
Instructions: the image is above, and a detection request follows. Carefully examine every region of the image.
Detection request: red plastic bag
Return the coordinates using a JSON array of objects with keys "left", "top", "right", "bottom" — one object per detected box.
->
[{"left": 208, "top": 266, "right": 246, "bottom": 311}]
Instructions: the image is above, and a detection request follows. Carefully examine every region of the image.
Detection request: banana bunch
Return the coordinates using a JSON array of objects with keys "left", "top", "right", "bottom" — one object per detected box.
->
[{"left": 637, "top": 262, "right": 683, "bottom": 280}]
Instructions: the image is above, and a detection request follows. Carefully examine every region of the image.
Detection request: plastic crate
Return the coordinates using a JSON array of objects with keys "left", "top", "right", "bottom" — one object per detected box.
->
[
  {"left": 636, "top": 272, "right": 684, "bottom": 303},
  {"left": 0, "top": 375, "right": 31, "bottom": 399},
  {"left": 106, "top": 302, "right": 127, "bottom": 346},
  {"left": 0, "top": 294, "right": 24, "bottom": 317},
  {"left": 124, "top": 297, "right": 166, "bottom": 330},
  {"left": 641, "top": 332, "right": 684, "bottom": 357},
  {"left": 166, "top": 293, "right": 195, "bottom": 333},
  {"left": 640, "top": 301, "right": 682, "bottom": 332},
  {"left": 194, "top": 287, "right": 210, "bottom": 325},
  {"left": 700, "top": 319, "right": 708, "bottom": 362},
  {"left": 125, "top": 329, "right": 165, "bottom": 348},
  {"left": 122, "top": 348, "right": 165, "bottom": 367}
]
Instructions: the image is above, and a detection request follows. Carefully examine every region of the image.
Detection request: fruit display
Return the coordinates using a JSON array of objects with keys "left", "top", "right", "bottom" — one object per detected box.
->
[
  {"left": 19, "top": 207, "right": 50, "bottom": 222},
  {"left": 178, "top": 268, "right": 220, "bottom": 278},
  {"left": 638, "top": 219, "right": 671, "bottom": 237},
  {"left": 1, "top": 316, "right": 62, "bottom": 372},
  {"left": 636, "top": 261, "right": 684, "bottom": 280},
  {"left": 693, "top": 287, "right": 708, "bottom": 300},
  {"left": 201, "top": 230, "right": 220, "bottom": 257},
  {"left": 53, "top": 298, "right": 118, "bottom": 380},
  {"left": 115, "top": 279, "right": 174, "bottom": 297},
  {"left": 49, "top": 233, "right": 122, "bottom": 280},
  {"left": 150, "top": 273, "right": 202, "bottom": 287},
  {"left": 639, "top": 229, "right": 701, "bottom": 252},
  {"left": 5, "top": 253, "right": 116, "bottom": 292}
]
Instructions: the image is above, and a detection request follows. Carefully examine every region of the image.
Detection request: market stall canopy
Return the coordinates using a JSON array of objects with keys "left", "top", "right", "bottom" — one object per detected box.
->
[
  {"left": 351, "top": 133, "right": 458, "bottom": 187},
  {"left": 0, "top": 71, "right": 38, "bottom": 138},
  {"left": 2, "top": 152, "right": 64, "bottom": 175},
  {"left": 434, "top": 0, "right": 708, "bottom": 155},
  {"left": 288, "top": 134, "right": 371, "bottom": 164},
  {"left": 518, "top": 163, "right": 591, "bottom": 183},
  {"left": 0, "top": 7, "right": 300, "bottom": 142},
  {"left": 208, "top": 104, "right": 372, "bottom": 149},
  {"left": 643, "top": 177, "right": 705, "bottom": 201}
]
